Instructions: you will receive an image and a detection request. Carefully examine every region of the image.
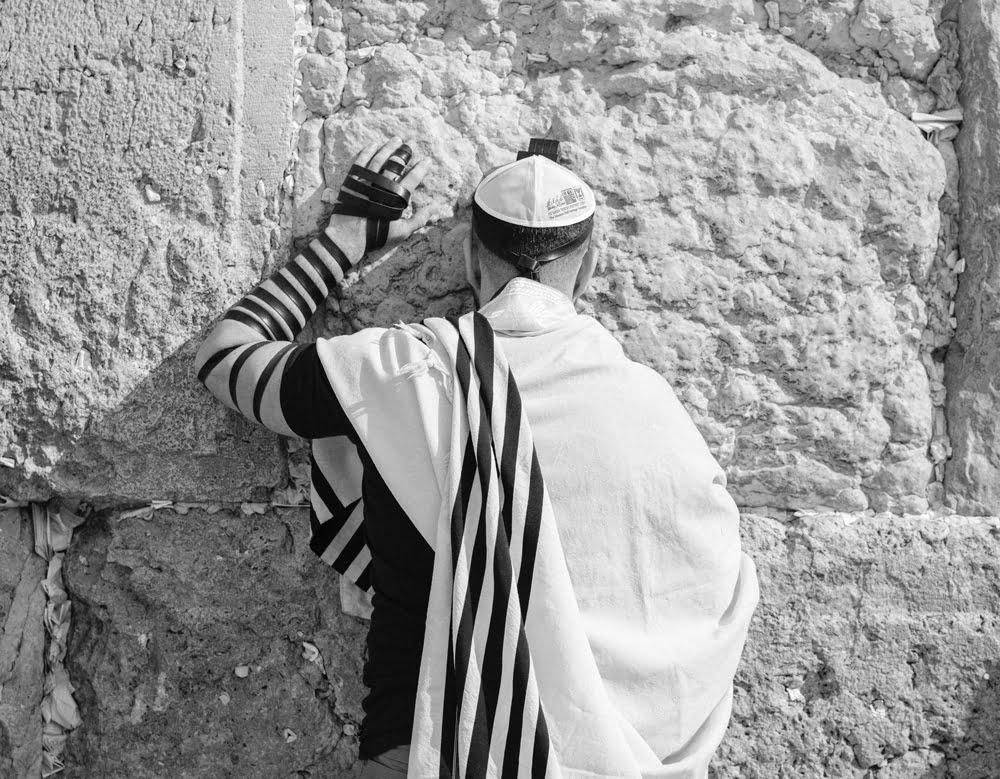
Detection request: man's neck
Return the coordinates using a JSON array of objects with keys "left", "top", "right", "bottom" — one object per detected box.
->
[{"left": 481, "top": 273, "right": 574, "bottom": 306}]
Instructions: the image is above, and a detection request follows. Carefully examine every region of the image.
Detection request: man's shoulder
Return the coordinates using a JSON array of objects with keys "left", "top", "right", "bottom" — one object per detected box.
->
[
  {"left": 314, "top": 320, "right": 451, "bottom": 383},
  {"left": 568, "top": 313, "right": 686, "bottom": 396}
]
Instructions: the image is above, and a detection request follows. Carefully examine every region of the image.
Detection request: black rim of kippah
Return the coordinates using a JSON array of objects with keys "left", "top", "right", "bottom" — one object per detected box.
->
[{"left": 471, "top": 204, "right": 592, "bottom": 276}]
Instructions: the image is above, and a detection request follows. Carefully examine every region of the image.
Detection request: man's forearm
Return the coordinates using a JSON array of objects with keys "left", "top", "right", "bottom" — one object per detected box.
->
[
  {"left": 193, "top": 136, "right": 432, "bottom": 433},
  {"left": 192, "top": 226, "right": 356, "bottom": 436},
  {"left": 204, "top": 226, "right": 354, "bottom": 349}
]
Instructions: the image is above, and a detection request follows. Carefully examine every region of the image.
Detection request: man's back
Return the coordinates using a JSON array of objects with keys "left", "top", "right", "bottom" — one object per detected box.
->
[
  {"left": 323, "top": 278, "right": 758, "bottom": 767},
  {"left": 500, "top": 312, "right": 755, "bottom": 762}
]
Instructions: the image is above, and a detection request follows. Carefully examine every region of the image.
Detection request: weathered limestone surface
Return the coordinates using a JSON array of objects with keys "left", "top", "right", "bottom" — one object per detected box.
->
[
  {"left": 62, "top": 506, "right": 368, "bottom": 777},
  {"left": 1, "top": 0, "right": 992, "bottom": 776},
  {"left": 767, "top": 0, "right": 951, "bottom": 100},
  {"left": 0, "top": 0, "right": 297, "bottom": 503},
  {"left": 0, "top": 0, "right": 953, "bottom": 516},
  {"left": 944, "top": 0, "right": 1000, "bottom": 515},
  {"left": 0, "top": 510, "right": 46, "bottom": 779},
  {"left": 57, "top": 508, "right": 1000, "bottom": 777},
  {"left": 303, "top": 17, "right": 947, "bottom": 514},
  {"left": 719, "top": 512, "right": 1000, "bottom": 779}
]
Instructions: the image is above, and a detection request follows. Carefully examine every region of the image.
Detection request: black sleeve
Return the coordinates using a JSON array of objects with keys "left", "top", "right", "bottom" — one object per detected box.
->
[{"left": 280, "top": 343, "right": 359, "bottom": 441}]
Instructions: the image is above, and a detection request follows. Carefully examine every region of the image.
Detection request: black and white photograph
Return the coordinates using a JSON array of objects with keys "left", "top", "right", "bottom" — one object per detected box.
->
[{"left": 0, "top": 0, "right": 994, "bottom": 776}]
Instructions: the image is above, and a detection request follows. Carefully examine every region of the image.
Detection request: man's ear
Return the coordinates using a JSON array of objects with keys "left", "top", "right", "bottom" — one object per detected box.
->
[
  {"left": 463, "top": 229, "right": 482, "bottom": 307},
  {"left": 572, "top": 240, "right": 598, "bottom": 302}
]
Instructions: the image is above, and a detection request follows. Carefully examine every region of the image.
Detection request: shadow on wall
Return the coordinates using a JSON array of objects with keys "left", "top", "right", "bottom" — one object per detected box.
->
[
  {"left": 919, "top": 660, "right": 1000, "bottom": 778},
  {"left": 46, "top": 334, "right": 285, "bottom": 505},
  {"left": 32, "top": 217, "right": 470, "bottom": 506}
]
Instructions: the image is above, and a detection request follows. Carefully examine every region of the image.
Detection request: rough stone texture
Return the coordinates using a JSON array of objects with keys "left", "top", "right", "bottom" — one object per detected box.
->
[
  {"left": 944, "top": 0, "right": 1000, "bottom": 515},
  {"left": 0, "top": 0, "right": 993, "bottom": 776},
  {"left": 0, "top": 0, "right": 297, "bottom": 503},
  {"left": 62, "top": 506, "right": 368, "bottom": 777},
  {"left": 758, "top": 0, "right": 963, "bottom": 119},
  {"left": 717, "top": 512, "right": 1000, "bottom": 779},
  {"left": 0, "top": 0, "right": 956, "bottom": 515},
  {"left": 305, "top": 19, "right": 946, "bottom": 514},
  {"left": 57, "top": 507, "right": 1000, "bottom": 777},
  {"left": 0, "top": 509, "right": 46, "bottom": 778}
]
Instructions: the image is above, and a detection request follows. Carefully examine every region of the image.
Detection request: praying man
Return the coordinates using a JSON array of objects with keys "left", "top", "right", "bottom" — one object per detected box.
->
[{"left": 194, "top": 135, "right": 760, "bottom": 778}]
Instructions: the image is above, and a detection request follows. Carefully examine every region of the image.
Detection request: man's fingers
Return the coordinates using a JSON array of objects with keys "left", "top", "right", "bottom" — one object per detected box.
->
[
  {"left": 399, "top": 157, "right": 432, "bottom": 190},
  {"left": 352, "top": 141, "right": 380, "bottom": 168},
  {"left": 367, "top": 136, "right": 404, "bottom": 173},
  {"left": 388, "top": 204, "right": 450, "bottom": 242}
]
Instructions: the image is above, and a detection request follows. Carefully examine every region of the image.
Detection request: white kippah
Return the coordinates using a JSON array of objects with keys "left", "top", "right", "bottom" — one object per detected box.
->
[{"left": 473, "top": 154, "right": 596, "bottom": 228}]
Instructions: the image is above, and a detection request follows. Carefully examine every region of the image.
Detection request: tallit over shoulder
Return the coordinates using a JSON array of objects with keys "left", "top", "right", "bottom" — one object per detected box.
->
[{"left": 313, "top": 308, "right": 759, "bottom": 778}]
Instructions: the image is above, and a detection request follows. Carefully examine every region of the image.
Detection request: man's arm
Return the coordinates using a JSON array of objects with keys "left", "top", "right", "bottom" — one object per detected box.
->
[
  {"left": 192, "top": 228, "right": 354, "bottom": 438},
  {"left": 193, "top": 136, "right": 437, "bottom": 438}
]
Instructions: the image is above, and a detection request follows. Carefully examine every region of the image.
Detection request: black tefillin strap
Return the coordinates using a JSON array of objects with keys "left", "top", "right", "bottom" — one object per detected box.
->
[
  {"left": 477, "top": 225, "right": 591, "bottom": 281},
  {"left": 516, "top": 137, "right": 561, "bottom": 163},
  {"left": 331, "top": 144, "right": 413, "bottom": 254},
  {"left": 478, "top": 137, "right": 590, "bottom": 280}
]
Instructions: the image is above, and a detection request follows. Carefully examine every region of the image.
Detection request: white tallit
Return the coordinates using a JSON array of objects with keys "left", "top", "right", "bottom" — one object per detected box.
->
[{"left": 314, "top": 278, "right": 760, "bottom": 778}]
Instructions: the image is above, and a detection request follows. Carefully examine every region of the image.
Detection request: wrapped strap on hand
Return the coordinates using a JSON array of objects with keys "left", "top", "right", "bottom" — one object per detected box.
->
[{"left": 331, "top": 144, "right": 413, "bottom": 254}]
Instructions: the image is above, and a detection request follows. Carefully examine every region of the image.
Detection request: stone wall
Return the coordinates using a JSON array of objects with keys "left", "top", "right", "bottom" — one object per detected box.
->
[
  {"left": 0, "top": 0, "right": 295, "bottom": 503},
  {"left": 944, "top": 0, "right": 1000, "bottom": 514},
  {"left": 2, "top": 0, "right": 999, "bottom": 776},
  {"left": 45, "top": 508, "right": 999, "bottom": 778}
]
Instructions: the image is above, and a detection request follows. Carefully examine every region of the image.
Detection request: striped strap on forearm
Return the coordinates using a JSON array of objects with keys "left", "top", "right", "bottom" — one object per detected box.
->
[
  {"left": 223, "top": 227, "right": 353, "bottom": 340},
  {"left": 195, "top": 340, "right": 306, "bottom": 435}
]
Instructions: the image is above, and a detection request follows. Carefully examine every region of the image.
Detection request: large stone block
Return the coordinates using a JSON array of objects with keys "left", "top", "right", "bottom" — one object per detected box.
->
[
  {"left": 57, "top": 507, "right": 1000, "bottom": 777},
  {"left": 717, "top": 512, "right": 1000, "bottom": 778},
  {"left": 0, "top": 0, "right": 950, "bottom": 513},
  {"left": 0, "top": 0, "right": 296, "bottom": 503},
  {"left": 62, "top": 505, "right": 368, "bottom": 777},
  {"left": 944, "top": 0, "right": 1000, "bottom": 514},
  {"left": 300, "top": 19, "right": 945, "bottom": 513}
]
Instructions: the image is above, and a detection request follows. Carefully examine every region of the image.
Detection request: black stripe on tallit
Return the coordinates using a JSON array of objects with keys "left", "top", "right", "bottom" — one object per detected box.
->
[
  {"left": 299, "top": 245, "right": 338, "bottom": 293},
  {"left": 283, "top": 261, "right": 325, "bottom": 309},
  {"left": 532, "top": 704, "right": 551, "bottom": 779},
  {"left": 448, "top": 317, "right": 475, "bottom": 577},
  {"left": 461, "top": 316, "right": 497, "bottom": 778},
  {"left": 311, "top": 458, "right": 345, "bottom": 513},
  {"left": 440, "top": 607, "right": 458, "bottom": 779},
  {"left": 227, "top": 342, "right": 271, "bottom": 411},
  {"left": 448, "top": 312, "right": 551, "bottom": 776},
  {"left": 309, "top": 459, "right": 356, "bottom": 558},
  {"left": 499, "top": 377, "right": 522, "bottom": 541},
  {"left": 309, "top": 495, "right": 362, "bottom": 565},
  {"left": 196, "top": 344, "right": 241, "bottom": 385},
  {"left": 493, "top": 336, "right": 551, "bottom": 778},
  {"left": 272, "top": 269, "right": 313, "bottom": 320},
  {"left": 469, "top": 313, "right": 513, "bottom": 759},
  {"left": 331, "top": 516, "right": 367, "bottom": 573},
  {"left": 223, "top": 308, "right": 274, "bottom": 340},
  {"left": 249, "top": 285, "right": 300, "bottom": 339},
  {"left": 518, "top": 449, "right": 545, "bottom": 613},
  {"left": 524, "top": 450, "right": 553, "bottom": 775},
  {"left": 447, "top": 317, "right": 484, "bottom": 756},
  {"left": 307, "top": 507, "right": 329, "bottom": 557},
  {"left": 251, "top": 343, "right": 300, "bottom": 423},
  {"left": 354, "top": 561, "right": 373, "bottom": 592},
  {"left": 501, "top": 627, "right": 530, "bottom": 779},
  {"left": 443, "top": 433, "right": 477, "bottom": 774}
]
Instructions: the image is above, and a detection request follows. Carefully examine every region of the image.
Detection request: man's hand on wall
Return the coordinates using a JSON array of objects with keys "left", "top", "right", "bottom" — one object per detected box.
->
[{"left": 325, "top": 136, "right": 443, "bottom": 266}]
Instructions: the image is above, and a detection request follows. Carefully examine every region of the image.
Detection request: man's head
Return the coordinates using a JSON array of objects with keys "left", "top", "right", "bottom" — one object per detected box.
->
[{"left": 463, "top": 151, "right": 598, "bottom": 306}]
